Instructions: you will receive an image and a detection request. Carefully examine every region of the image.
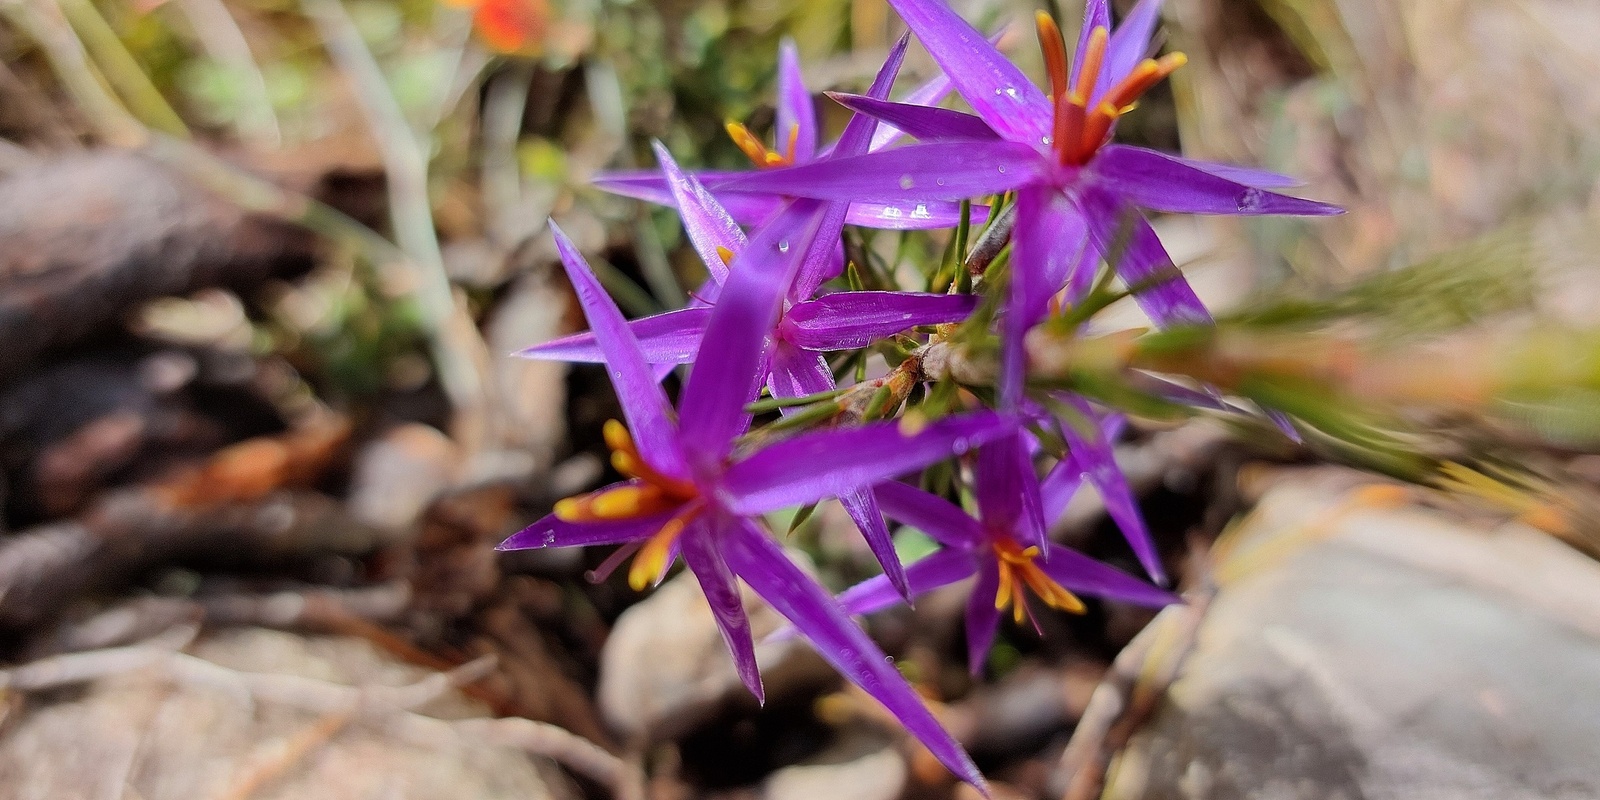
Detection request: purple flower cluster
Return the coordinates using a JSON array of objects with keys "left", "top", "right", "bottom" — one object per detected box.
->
[{"left": 501, "top": 0, "right": 1338, "bottom": 791}]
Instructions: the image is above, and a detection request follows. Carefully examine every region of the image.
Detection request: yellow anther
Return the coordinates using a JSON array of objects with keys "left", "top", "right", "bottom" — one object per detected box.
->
[
  {"left": 715, "top": 246, "right": 736, "bottom": 266},
  {"left": 991, "top": 538, "right": 1086, "bottom": 622},
  {"left": 603, "top": 419, "right": 632, "bottom": 452},
  {"left": 626, "top": 502, "right": 702, "bottom": 590},
  {"left": 726, "top": 121, "right": 771, "bottom": 166}
]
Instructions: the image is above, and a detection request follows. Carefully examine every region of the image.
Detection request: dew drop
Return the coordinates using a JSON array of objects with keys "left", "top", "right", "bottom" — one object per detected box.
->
[
  {"left": 997, "top": 165, "right": 1007, "bottom": 174},
  {"left": 899, "top": 174, "right": 915, "bottom": 190},
  {"left": 1005, "top": 87, "right": 1019, "bottom": 99},
  {"left": 778, "top": 239, "right": 791, "bottom": 253},
  {"left": 935, "top": 177, "right": 946, "bottom": 187},
  {"left": 1237, "top": 188, "right": 1264, "bottom": 213},
  {"left": 1041, "top": 135, "right": 1053, "bottom": 147}
]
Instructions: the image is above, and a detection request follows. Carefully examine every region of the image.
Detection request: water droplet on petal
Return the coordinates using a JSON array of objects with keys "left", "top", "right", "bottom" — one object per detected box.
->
[
  {"left": 935, "top": 177, "right": 946, "bottom": 187},
  {"left": 778, "top": 239, "right": 791, "bottom": 253},
  {"left": 997, "top": 165, "right": 1007, "bottom": 174},
  {"left": 1237, "top": 188, "right": 1264, "bottom": 213},
  {"left": 899, "top": 174, "right": 915, "bottom": 190}
]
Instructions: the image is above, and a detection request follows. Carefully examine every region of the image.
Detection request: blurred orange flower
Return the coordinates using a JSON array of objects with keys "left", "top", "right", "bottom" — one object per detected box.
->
[{"left": 443, "top": 0, "right": 548, "bottom": 55}]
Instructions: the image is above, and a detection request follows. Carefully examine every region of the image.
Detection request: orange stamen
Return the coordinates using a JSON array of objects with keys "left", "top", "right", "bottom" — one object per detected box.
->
[
  {"left": 715, "top": 246, "right": 736, "bottom": 267},
  {"left": 725, "top": 120, "right": 796, "bottom": 169},
  {"left": 1102, "top": 53, "right": 1187, "bottom": 113},
  {"left": 726, "top": 121, "right": 773, "bottom": 167},
  {"left": 627, "top": 500, "right": 705, "bottom": 590},
  {"left": 1072, "top": 27, "right": 1109, "bottom": 102},
  {"left": 991, "top": 538, "right": 1086, "bottom": 622},
  {"left": 1054, "top": 93, "right": 1087, "bottom": 164},
  {"left": 1035, "top": 12, "right": 1070, "bottom": 102}
]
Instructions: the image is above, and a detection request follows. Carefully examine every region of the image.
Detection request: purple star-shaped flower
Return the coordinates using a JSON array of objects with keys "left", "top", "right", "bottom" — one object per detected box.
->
[
  {"left": 833, "top": 414, "right": 1175, "bottom": 674},
  {"left": 593, "top": 36, "right": 985, "bottom": 231},
  {"left": 500, "top": 204, "right": 1005, "bottom": 790},
  {"left": 520, "top": 39, "right": 978, "bottom": 598},
  {"left": 716, "top": 0, "right": 1341, "bottom": 405}
]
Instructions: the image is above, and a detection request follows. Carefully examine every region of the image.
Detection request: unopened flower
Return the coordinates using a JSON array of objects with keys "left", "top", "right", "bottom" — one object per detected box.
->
[{"left": 501, "top": 213, "right": 1004, "bottom": 790}]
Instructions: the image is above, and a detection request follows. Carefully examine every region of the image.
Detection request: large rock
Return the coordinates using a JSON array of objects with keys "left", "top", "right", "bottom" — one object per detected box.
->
[
  {"left": 1096, "top": 469, "right": 1600, "bottom": 800},
  {"left": 598, "top": 553, "right": 832, "bottom": 741},
  {"left": 0, "top": 628, "right": 567, "bottom": 800}
]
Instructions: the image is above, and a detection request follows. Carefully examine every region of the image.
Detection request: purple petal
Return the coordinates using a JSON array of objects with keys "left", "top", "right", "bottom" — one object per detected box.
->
[
  {"left": 781, "top": 291, "right": 977, "bottom": 351},
  {"left": 776, "top": 39, "right": 819, "bottom": 164},
  {"left": 683, "top": 519, "right": 765, "bottom": 703},
  {"left": 722, "top": 412, "right": 1009, "bottom": 516},
  {"left": 974, "top": 434, "right": 1046, "bottom": 548},
  {"left": 1058, "top": 404, "right": 1164, "bottom": 584},
  {"left": 1076, "top": 188, "right": 1213, "bottom": 328},
  {"left": 868, "top": 27, "right": 1006, "bottom": 152},
  {"left": 1092, "top": 145, "right": 1342, "bottom": 216},
  {"left": 839, "top": 489, "right": 911, "bottom": 601},
  {"left": 1038, "top": 465, "right": 1083, "bottom": 525},
  {"left": 764, "top": 344, "right": 909, "bottom": 598},
  {"left": 1004, "top": 186, "right": 1089, "bottom": 405},
  {"left": 1075, "top": 0, "right": 1113, "bottom": 91},
  {"left": 518, "top": 306, "right": 712, "bottom": 365},
  {"left": 719, "top": 140, "right": 1042, "bottom": 204},
  {"left": 844, "top": 200, "right": 991, "bottom": 229},
  {"left": 963, "top": 557, "right": 1002, "bottom": 675},
  {"left": 1167, "top": 154, "right": 1303, "bottom": 189},
  {"left": 767, "top": 341, "right": 836, "bottom": 402},
  {"left": 597, "top": 171, "right": 986, "bottom": 231},
  {"left": 793, "top": 204, "right": 850, "bottom": 304},
  {"left": 836, "top": 547, "right": 981, "bottom": 617},
  {"left": 832, "top": 34, "right": 910, "bottom": 156},
  {"left": 498, "top": 504, "right": 667, "bottom": 551},
  {"left": 590, "top": 168, "right": 745, "bottom": 204},
  {"left": 1035, "top": 542, "right": 1177, "bottom": 608},
  {"left": 652, "top": 142, "right": 746, "bottom": 289},
  {"left": 549, "top": 223, "right": 689, "bottom": 478},
  {"left": 1041, "top": 410, "right": 1126, "bottom": 522},
  {"left": 886, "top": 0, "right": 1051, "bottom": 147},
  {"left": 827, "top": 93, "right": 999, "bottom": 142},
  {"left": 677, "top": 201, "right": 827, "bottom": 468},
  {"left": 1098, "top": 0, "right": 1160, "bottom": 100},
  {"left": 725, "top": 523, "right": 988, "bottom": 792},
  {"left": 874, "top": 481, "right": 986, "bottom": 549}
]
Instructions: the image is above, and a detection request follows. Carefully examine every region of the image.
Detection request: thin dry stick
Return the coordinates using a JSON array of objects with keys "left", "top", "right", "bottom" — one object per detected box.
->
[
  {"left": 172, "top": 0, "right": 282, "bottom": 146},
  {"left": 1053, "top": 592, "right": 1211, "bottom": 800},
  {"left": 0, "top": 0, "right": 145, "bottom": 146},
  {"left": 300, "top": 0, "right": 496, "bottom": 451},
  {"left": 217, "top": 709, "right": 355, "bottom": 800}
]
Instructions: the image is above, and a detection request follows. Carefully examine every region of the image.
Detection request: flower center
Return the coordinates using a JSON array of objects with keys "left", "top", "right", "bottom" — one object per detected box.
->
[
  {"left": 1035, "top": 12, "right": 1187, "bottom": 167},
  {"left": 992, "top": 536, "right": 1085, "bottom": 625},
  {"left": 726, "top": 120, "right": 801, "bottom": 168},
  {"left": 553, "top": 420, "right": 704, "bottom": 590}
]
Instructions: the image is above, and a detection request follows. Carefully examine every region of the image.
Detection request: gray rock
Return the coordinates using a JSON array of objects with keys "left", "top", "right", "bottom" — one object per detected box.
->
[
  {"left": 0, "top": 628, "right": 567, "bottom": 800},
  {"left": 761, "top": 733, "right": 906, "bottom": 800},
  {"left": 1100, "top": 470, "right": 1600, "bottom": 800},
  {"left": 598, "top": 553, "right": 832, "bottom": 741}
]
